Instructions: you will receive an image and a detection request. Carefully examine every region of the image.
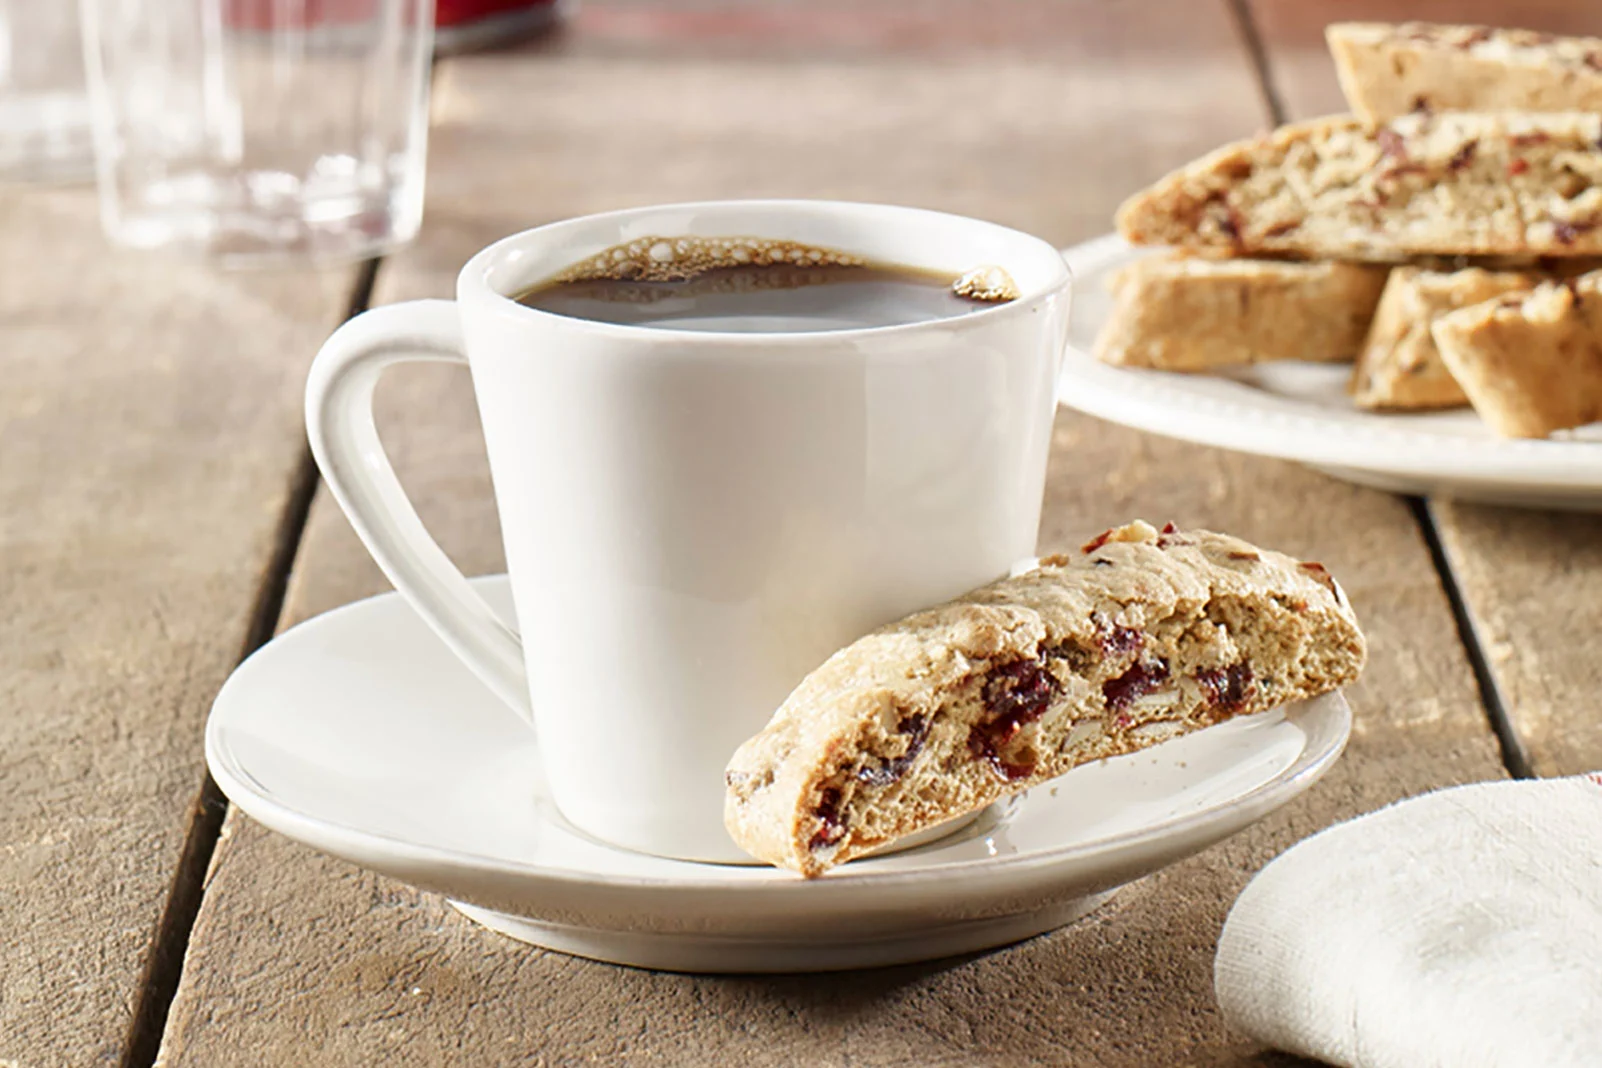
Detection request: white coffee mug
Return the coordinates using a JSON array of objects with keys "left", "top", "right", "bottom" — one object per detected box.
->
[{"left": 306, "top": 200, "right": 1072, "bottom": 863}]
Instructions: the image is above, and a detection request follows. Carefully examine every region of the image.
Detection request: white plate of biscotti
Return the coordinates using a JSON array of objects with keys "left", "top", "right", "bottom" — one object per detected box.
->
[{"left": 1057, "top": 20, "right": 1602, "bottom": 511}]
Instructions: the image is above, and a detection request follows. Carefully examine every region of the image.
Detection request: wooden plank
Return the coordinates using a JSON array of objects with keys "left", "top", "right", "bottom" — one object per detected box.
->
[
  {"left": 415, "top": 1, "right": 1260, "bottom": 271},
  {"left": 158, "top": 2, "right": 1505, "bottom": 1063},
  {"left": 1248, "top": 0, "right": 1602, "bottom": 779},
  {"left": 1431, "top": 505, "right": 1602, "bottom": 776},
  {"left": 0, "top": 188, "right": 357, "bottom": 1063},
  {"left": 549, "top": 0, "right": 1196, "bottom": 60}
]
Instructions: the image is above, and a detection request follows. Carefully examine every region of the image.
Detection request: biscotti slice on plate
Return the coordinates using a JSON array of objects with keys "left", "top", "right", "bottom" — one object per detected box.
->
[
  {"left": 1351, "top": 265, "right": 1532, "bottom": 410},
  {"left": 1094, "top": 254, "right": 1387, "bottom": 371},
  {"left": 1432, "top": 272, "right": 1602, "bottom": 438},
  {"left": 723, "top": 521, "right": 1367, "bottom": 877},
  {"left": 1116, "top": 112, "right": 1602, "bottom": 261},
  {"left": 1328, "top": 22, "right": 1602, "bottom": 124}
]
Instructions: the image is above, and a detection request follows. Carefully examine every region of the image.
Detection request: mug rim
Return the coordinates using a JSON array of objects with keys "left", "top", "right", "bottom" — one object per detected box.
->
[{"left": 456, "top": 198, "right": 1073, "bottom": 345}]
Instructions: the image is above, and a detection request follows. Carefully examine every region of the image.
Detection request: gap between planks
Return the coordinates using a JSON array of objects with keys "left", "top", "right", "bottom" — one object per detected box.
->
[
  {"left": 1228, "top": 0, "right": 1529, "bottom": 782},
  {"left": 1410, "top": 499, "right": 1534, "bottom": 779},
  {"left": 117, "top": 256, "right": 385, "bottom": 1068},
  {"left": 1225, "top": 0, "right": 1288, "bottom": 125}
]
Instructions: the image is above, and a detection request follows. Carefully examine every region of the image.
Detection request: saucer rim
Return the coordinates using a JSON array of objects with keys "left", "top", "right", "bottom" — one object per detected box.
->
[{"left": 208, "top": 578, "right": 1352, "bottom": 893}]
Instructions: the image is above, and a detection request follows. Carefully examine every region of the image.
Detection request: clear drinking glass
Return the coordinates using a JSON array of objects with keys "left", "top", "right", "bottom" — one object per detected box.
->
[
  {"left": 0, "top": 3, "right": 95, "bottom": 181},
  {"left": 80, "top": 0, "right": 434, "bottom": 265}
]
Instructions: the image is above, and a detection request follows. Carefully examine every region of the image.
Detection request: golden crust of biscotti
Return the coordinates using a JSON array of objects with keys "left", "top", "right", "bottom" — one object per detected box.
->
[
  {"left": 1432, "top": 271, "right": 1602, "bottom": 437},
  {"left": 1115, "top": 112, "right": 1602, "bottom": 261},
  {"left": 1094, "top": 253, "right": 1388, "bottom": 371},
  {"left": 1350, "top": 265, "right": 1533, "bottom": 410},
  {"left": 723, "top": 521, "right": 1367, "bottom": 877},
  {"left": 1328, "top": 22, "right": 1602, "bottom": 125}
]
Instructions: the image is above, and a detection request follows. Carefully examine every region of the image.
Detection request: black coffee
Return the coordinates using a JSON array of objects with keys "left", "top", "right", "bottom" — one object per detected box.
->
[{"left": 514, "top": 237, "right": 1016, "bottom": 333}]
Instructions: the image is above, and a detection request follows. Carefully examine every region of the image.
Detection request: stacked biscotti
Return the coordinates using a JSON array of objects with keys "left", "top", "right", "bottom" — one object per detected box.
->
[{"left": 1096, "top": 21, "right": 1602, "bottom": 439}]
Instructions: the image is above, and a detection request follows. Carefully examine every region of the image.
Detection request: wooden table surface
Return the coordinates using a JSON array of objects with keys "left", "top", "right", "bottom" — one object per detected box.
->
[{"left": 5, "top": 1, "right": 1600, "bottom": 1064}]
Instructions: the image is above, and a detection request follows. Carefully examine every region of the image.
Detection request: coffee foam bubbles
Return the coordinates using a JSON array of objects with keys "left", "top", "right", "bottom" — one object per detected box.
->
[
  {"left": 953, "top": 264, "right": 1020, "bottom": 303},
  {"left": 550, "top": 236, "right": 867, "bottom": 284}
]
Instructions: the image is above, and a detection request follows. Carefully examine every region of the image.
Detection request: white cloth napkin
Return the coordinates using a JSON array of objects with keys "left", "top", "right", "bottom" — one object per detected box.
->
[{"left": 1215, "top": 773, "right": 1602, "bottom": 1068}]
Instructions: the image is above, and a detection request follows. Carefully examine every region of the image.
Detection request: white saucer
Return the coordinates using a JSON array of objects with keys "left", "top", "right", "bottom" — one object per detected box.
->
[
  {"left": 1058, "top": 234, "right": 1602, "bottom": 511},
  {"left": 207, "top": 577, "right": 1352, "bottom": 973}
]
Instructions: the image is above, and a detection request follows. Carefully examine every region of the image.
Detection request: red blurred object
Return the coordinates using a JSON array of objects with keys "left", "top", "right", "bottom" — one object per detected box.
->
[
  {"left": 222, "top": 0, "right": 564, "bottom": 50},
  {"left": 437, "top": 0, "right": 546, "bottom": 24},
  {"left": 435, "top": 0, "right": 563, "bottom": 52}
]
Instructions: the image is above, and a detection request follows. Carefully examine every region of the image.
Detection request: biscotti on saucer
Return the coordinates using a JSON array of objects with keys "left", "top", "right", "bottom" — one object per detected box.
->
[{"left": 724, "top": 521, "right": 1366, "bottom": 877}]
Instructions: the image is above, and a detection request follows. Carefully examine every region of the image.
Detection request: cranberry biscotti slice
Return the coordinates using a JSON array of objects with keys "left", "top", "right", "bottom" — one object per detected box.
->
[
  {"left": 1350, "top": 265, "right": 1532, "bottom": 411},
  {"left": 1094, "top": 254, "right": 1388, "bottom": 370},
  {"left": 1432, "top": 271, "right": 1602, "bottom": 438},
  {"left": 1115, "top": 112, "right": 1602, "bottom": 261},
  {"left": 1327, "top": 22, "right": 1602, "bottom": 124},
  {"left": 723, "top": 521, "right": 1366, "bottom": 877}
]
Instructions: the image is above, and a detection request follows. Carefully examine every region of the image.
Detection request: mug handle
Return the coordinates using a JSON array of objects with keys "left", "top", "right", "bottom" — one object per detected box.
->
[{"left": 304, "top": 299, "right": 531, "bottom": 722}]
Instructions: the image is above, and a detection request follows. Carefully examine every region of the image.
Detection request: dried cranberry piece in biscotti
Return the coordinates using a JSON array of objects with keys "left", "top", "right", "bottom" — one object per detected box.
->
[
  {"left": 807, "top": 787, "right": 846, "bottom": 850},
  {"left": 1081, "top": 529, "right": 1114, "bottom": 553},
  {"left": 1102, "top": 658, "right": 1171, "bottom": 712},
  {"left": 1098, "top": 622, "right": 1144, "bottom": 658},
  {"left": 967, "top": 658, "right": 1056, "bottom": 780},
  {"left": 1197, "top": 661, "right": 1256, "bottom": 712},
  {"left": 855, "top": 714, "right": 930, "bottom": 788},
  {"left": 983, "top": 658, "right": 1056, "bottom": 723},
  {"left": 1448, "top": 140, "right": 1479, "bottom": 172},
  {"left": 1298, "top": 560, "right": 1339, "bottom": 596}
]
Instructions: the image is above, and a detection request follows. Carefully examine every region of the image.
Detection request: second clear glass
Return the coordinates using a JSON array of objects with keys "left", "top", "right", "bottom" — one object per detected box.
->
[
  {"left": 0, "top": 3, "right": 94, "bottom": 182},
  {"left": 80, "top": 0, "right": 434, "bottom": 265}
]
